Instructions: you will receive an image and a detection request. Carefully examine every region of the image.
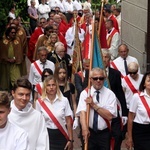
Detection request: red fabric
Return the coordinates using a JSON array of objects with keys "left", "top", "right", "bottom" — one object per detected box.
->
[
  {"left": 58, "top": 32, "right": 67, "bottom": 51},
  {"left": 81, "top": 23, "right": 86, "bottom": 32},
  {"left": 109, "top": 15, "right": 119, "bottom": 32},
  {"left": 99, "top": 18, "right": 108, "bottom": 49},
  {"left": 33, "top": 61, "right": 42, "bottom": 75},
  {"left": 28, "top": 27, "right": 43, "bottom": 62},
  {"left": 36, "top": 83, "right": 42, "bottom": 96},
  {"left": 58, "top": 22, "right": 68, "bottom": 36}
]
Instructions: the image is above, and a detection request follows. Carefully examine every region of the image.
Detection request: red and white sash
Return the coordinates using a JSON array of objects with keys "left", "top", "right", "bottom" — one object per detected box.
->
[
  {"left": 36, "top": 83, "right": 42, "bottom": 96},
  {"left": 124, "top": 76, "right": 138, "bottom": 94},
  {"left": 38, "top": 98, "right": 69, "bottom": 140},
  {"left": 33, "top": 61, "right": 42, "bottom": 75},
  {"left": 139, "top": 93, "right": 150, "bottom": 118},
  {"left": 110, "top": 62, "right": 124, "bottom": 78}
]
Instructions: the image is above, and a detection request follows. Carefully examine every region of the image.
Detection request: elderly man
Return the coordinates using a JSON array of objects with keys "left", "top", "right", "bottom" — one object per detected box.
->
[
  {"left": 122, "top": 62, "right": 143, "bottom": 110},
  {"left": 76, "top": 68, "right": 117, "bottom": 150},
  {"left": 111, "top": 44, "right": 140, "bottom": 77}
]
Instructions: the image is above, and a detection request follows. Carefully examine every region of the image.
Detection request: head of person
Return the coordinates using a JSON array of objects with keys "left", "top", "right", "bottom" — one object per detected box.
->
[
  {"left": 103, "top": 7, "right": 111, "bottom": 18},
  {"left": 47, "top": 18, "right": 54, "bottom": 26},
  {"left": 0, "top": 92, "right": 11, "bottom": 128},
  {"left": 5, "top": 26, "right": 17, "bottom": 40},
  {"left": 55, "top": 44, "right": 65, "bottom": 58},
  {"left": 42, "top": 75, "right": 62, "bottom": 99},
  {"left": 30, "top": 0, "right": 36, "bottom": 6},
  {"left": 12, "top": 19, "right": 20, "bottom": 28},
  {"left": 102, "top": 49, "right": 111, "bottom": 68},
  {"left": 128, "top": 62, "right": 139, "bottom": 80},
  {"left": 139, "top": 72, "right": 150, "bottom": 92},
  {"left": 111, "top": 4, "right": 116, "bottom": 14},
  {"left": 37, "top": 46, "right": 48, "bottom": 63},
  {"left": 55, "top": 63, "right": 68, "bottom": 83},
  {"left": 41, "top": 0, "right": 45, "bottom": 4},
  {"left": 49, "top": 12, "right": 55, "bottom": 19},
  {"left": 83, "top": 59, "right": 90, "bottom": 70},
  {"left": 55, "top": 6, "right": 60, "bottom": 14},
  {"left": 90, "top": 68, "right": 106, "bottom": 90},
  {"left": 105, "top": 19, "right": 113, "bottom": 30},
  {"left": 12, "top": 77, "right": 32, "bottom": 111},
  {"left": 118, "top": 44, "right": 129, "bottom": 59},
  {"left": 44, "top": 25, "right": 53, "bottom": 36},
  {"left": 113, "top": 8, "right": 121, "bottom": 17},
  {"left": 41, "top": 68, "right": 53, "bottom": 82},
  {"left": 52, "top": 24, "right": 58, "bottom": 34},
  {"left": 39, "top": 17, "right": 47, "bottom": 28},
  {"left": 53, "top": 14, "right": 61, "bottom": 24},
  {"left": 49, "top": 33, "right": 58, "bottom": 44},
  {"left": 84, "top": 13, "right": 93, "bottom": 24}
]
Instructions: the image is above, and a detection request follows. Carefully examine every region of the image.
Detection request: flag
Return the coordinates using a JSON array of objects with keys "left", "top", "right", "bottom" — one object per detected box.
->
[{"left": 92, "top": 32, "right": 109, "bottom": 88}]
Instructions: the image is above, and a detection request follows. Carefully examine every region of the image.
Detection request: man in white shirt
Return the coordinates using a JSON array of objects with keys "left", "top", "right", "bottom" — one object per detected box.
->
[
  {"left": 8, "top": 77, "right": 49, "bottom": 150},
  {"left": 38, "top": 0, "right": 51, "bottom": 19},
  {"left": 29, "top": 46, "right": 55, "bottom": 86},
  {"left": 73, "top": 0, "right": 82, "bottom": 11},
  {"left": 111, "top": 44, "right": 140, "bottom": 77},
  {"left": 48, "top": 0, "right": 58, "bottom": 11},
  {"left": 76, "top": 68, "right": 117, "bottom": 150},
  {"left": 0, "top": 92, "right": 29, "bottom": 150}
]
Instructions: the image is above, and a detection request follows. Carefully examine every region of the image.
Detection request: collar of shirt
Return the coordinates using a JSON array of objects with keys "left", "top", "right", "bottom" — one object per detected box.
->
[
  {"left": 140, "top": 89, "right": 150, "bottom": 98},
  {"left": 40, "top": 60, "right": 47, "bottom": 65},
  {"left": 105, "top": 67, "right": 109, "bottom": 76},
  {"left": 90, "top": 86, "right": 103, "bottom": 96},
  {"left": 45, "top": 95, "right": 60, "bottom": 103}
]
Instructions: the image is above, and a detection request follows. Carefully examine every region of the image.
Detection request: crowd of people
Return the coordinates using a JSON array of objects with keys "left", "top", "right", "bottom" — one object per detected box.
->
[{"left": 0, "top": 0, "right": 150, "bottom": 150}]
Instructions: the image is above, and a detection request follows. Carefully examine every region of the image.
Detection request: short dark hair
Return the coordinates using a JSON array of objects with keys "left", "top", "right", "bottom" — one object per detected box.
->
[
  {"left": 139, "top": 72, "right": 150, "bottom": 92},
  {"left": 13, "top": 77, "right": 32, "bottom": 91},
  {"left": 41, "top": 68, "right": 53, "bottom": 82},
  {"left": 5, "top": 26, "right": 17, "bottom": 37},
  {"left": 0, "top": 92, "right": 10, "bottom": 108}
]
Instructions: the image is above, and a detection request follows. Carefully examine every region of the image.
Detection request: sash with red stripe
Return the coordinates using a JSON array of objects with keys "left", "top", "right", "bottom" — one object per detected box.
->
[
  {"left": 139, "top": 93, "right": 150, "bottom": 118},
  {"left": 36, "top": 84, "right": 42, "bottom": 96},
  {"left": 38, "top": 99, "right": 69, "bottom": 140},
  {"left": 124, "top": 76, "right": 138, "bottom": 94},
  {"left": 33, "top": 62, "right": 42, "bottom": 75},
  {"left": 110, "top": 62, "right": 124, "bottom": 78}
]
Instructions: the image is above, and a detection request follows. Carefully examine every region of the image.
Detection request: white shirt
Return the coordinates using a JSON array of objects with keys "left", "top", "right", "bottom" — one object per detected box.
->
[
  {"left": 76, "top": 86, "right": 117, "bottom": 130},
  {"left": 73, "top": 0, "right": 82, "bottom": 11},
  {"left": 36, "top": 95, "right": 72, "bottom": 129},
  {"left": 63, "top": 1, "right": 74, "bottom": 13},
  {"left": 0, "top": 121, "right": 29, "bottom": 150},
  {"left": 38, "top": 4, "right": 51, "bottom": 20},
  {"left": 28, "top": 59, "right": 55, "bottom": 85},
  {"left": 8, "top": 12, "right": 16, "bottom": 19},
  {"left": 129, "top": 90, "right": 150, "bottom": 124},
  {"left": 107, "top": 27, "right": 121, "bottom": 60},
  {"left": 57, "top": 0, "right": 66, "bottom": 13},
  {"left": 116, "top": 13, "right": 121, "bottom": 33},
  {"left": 122, "top": 74, "right": 143, "bottom": 109},
  {"left": 111, "top": 55, "right": 140, "bottom": 77},
  {"left": 48, "top": 0, "right": 59, "bottom": 10},
  {"left": 65, "top": 25, "right": 85, "bottom": 56},
  {"left": 9, "top": 101, "right": 49, "bottom": 150}
]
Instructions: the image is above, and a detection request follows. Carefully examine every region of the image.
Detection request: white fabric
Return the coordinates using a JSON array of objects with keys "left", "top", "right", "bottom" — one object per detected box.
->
[
  {"left": 8, "top": 12, "right": 16, "bottom": 19},
  {"left": 28, "top": 59, "right": 55, "bottom": 85},
  {"left": 57, "top": 0, "right": 66, "bottom": 13},
  {"left": 9, "top": 101, "right": 49, "bottom": 150},
  {"left": 65, "top": 25, "right": 85, "bottom": 56},
  {"left": 122, "top": 74, "right": 143, "bottom": 109},
  {"left": 73, "top": 117, "right": 79, "bottom": 130},
  {"left": 27, "top": 0, "right": 39, "bottom": 9},
  {"left": 0, "top": 121, "right": 29, "bottom": 150},
  {"left": 49, "top": 0, "right": 59, "bottom": 10},
  {"left": 73, "top": 0, "right": 82, "bottom": 11},
  {"left": 63, "top": 1, "right": 74, "bottom": 13},
  {"left": 111, "top": 55, "right": 140, "bottom": 77},
  {"left": 36, "top": 95, "right": 72, "bottom": 129},
  {"left": 129, "top": 90, "right": 150, "bottom": 124},
  {"left": 76, "top": 86, "right": 117, "bottom": 130},
  {"left": 38, "top": 4, "right": 51, "bottom": 20},
  {"left": 116, "top": 13, "right": 121, "bottom": 33},
  {"left": 107, "top": 27, "right": 121, "bottom": 60}
]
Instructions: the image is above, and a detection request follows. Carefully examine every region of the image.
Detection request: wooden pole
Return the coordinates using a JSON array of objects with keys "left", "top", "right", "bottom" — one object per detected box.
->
[{"left": 84, "top": 15, "right": 95, "bottom": 150}]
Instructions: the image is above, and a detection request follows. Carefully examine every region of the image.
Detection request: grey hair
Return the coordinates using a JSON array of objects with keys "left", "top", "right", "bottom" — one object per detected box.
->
[
  {"left": 102, "top": 49, "right": 111, "bottom": 59},
  {"left": 89, "top": 67, "right": 106, "bottom": 78},
  {"left": 37, "top": 46, "right": 48, "bottom": 53}
]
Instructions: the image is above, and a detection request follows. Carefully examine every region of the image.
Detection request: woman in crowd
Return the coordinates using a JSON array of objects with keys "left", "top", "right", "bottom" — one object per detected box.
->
[
  {"left": 34, "top": 68, "right": 53, "bottom": 102},
  {"left": 36, "top": 76, "right": 73, "bottom": 150},
  {"left": 126, "top": 71, "right": 150, "bottom": 150}
]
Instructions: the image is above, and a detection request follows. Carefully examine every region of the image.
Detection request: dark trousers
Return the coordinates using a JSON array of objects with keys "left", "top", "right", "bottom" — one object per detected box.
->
[
  {"left": 88, "top": 128, "right": 110, "bottom": 150},
  {"left": 133, "top": 122, "right": 150, "bottom": 150}
]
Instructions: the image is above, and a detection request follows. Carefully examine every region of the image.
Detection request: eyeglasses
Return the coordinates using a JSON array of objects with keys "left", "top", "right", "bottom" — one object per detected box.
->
[
  {"left": 92, "top": 77, "right": 105, "bottom": 81},
  {"left": 128, "top": 71, "right": 138, "bottom": 75}
]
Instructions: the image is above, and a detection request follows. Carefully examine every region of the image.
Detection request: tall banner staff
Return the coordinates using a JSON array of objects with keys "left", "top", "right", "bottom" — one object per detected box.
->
[{"left": 84, "top": 15, "right": 95, "bottom": 150}]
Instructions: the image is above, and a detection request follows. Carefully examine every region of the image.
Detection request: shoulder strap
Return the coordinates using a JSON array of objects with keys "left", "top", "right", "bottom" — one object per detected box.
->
[
  {"left": 110, "top": 62, "right": 124, "bottom": 78},
  {"left": 33, "top": 62, "right": 42, "bottom": 75},
  {"left": 38, "top": 98, "right": 69, "bottom": 140},
  {"left": 36, "top": 84, "right": 42, "bottom": 96},
  {"left": 138, "top": 93, "right": 150, "bottom": 118},
  {"left": 124, "top": 76, "right": 138, "bottom": 94}
]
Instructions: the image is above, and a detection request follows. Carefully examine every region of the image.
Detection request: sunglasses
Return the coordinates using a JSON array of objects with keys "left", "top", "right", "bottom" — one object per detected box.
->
[
  {"left": 128, "top": 71, "right": 138, "bottom": 75},
  {"left": 92, "top": 77, "right": 105, "bottom": 81}
]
